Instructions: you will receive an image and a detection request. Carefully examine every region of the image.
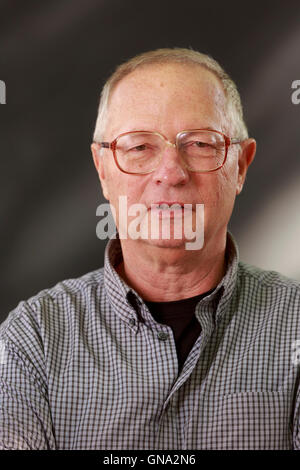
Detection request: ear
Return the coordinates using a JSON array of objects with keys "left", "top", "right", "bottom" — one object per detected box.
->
[
  {"left": 91, "top": 142, "right": 109, "bottom": 200},
  {"left": 236, "top": 138, "right": 256, "bottom": 195}
]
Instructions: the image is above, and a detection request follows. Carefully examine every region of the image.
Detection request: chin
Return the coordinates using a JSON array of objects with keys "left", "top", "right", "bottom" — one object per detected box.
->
[{"left": 140, "top": 236, "right": 190, "bottom": 250}]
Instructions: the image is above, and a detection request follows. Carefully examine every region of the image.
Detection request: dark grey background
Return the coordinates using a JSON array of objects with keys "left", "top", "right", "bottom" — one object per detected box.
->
[{"left": 1, "top": 0, "right": 300, "bottom": 322}]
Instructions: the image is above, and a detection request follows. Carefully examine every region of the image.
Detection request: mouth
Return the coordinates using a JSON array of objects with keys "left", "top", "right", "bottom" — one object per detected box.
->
[{"left": 148, "top": 201, "right": 193, "bottom": 219}]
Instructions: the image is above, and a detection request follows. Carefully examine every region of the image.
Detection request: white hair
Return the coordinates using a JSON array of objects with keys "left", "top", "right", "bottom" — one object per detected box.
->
[{"left": 93, "top": 47, "right": 248, "bottom": 142}]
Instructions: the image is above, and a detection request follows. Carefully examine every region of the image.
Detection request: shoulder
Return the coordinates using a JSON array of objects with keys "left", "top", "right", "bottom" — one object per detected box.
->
[
  {"left": 0, "top": 267, "right": 105, "bottom": 343},
  {"left": 30, "top": 267, "right": 105, "bottom": 304},
  {"left": 237, "top": 261, "right": 300, "bottom": 291},
  {"left": 236, "top": 261, "right": 300, "bottom": 322}
]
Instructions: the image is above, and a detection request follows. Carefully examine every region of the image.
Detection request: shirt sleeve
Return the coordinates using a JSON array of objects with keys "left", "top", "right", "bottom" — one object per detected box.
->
[{"left": 0, "top": 302, "right": 56, "bottom": 450}]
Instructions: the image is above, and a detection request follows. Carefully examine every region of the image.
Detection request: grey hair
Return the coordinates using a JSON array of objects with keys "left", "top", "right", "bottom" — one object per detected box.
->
[{"left": 93, "top": 47, "right": 248, "bottom": 142}]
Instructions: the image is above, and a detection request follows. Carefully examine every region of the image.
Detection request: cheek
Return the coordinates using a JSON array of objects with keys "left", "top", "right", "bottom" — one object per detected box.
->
[
  {"left": 198, "top": 164, "right": 238, "bottom": 209},
  {"left": 103, "top": 160, "right": 126, "bottom": 201},
  {"left": 217, "top": 164, "right": 239, "bottom": 207},
  {"left": 105, "top": 171, "right": 145, "bottom": 214}
]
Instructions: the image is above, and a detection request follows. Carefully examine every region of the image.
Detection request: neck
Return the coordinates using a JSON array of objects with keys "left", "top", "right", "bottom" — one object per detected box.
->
[{"left": 115, "top": 232, "right": 227, "bottom": 302}]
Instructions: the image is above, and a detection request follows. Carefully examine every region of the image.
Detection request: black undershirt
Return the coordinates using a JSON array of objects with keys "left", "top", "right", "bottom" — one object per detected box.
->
[{"left": 145, "top": 289, "right": 214, "bottom": 372}]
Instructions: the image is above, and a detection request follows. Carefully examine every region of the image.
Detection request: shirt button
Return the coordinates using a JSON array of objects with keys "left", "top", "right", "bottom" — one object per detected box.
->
[
  {"left": 129, "top": 318, "right": 136, "bottom": 326},
  {"left": 157, "top": 331, "right": 169, "bottom": 341}
]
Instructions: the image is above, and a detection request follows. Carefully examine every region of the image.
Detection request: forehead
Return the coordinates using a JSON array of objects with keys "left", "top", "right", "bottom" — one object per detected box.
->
[{"left": 106, "top": 63, "right": 228, "bottom": 136}]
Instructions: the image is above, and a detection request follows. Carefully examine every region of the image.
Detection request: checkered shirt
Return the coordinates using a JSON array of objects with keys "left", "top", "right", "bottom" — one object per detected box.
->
[{"left": 0, "top": 232, "right": 300, "bottom": 450}]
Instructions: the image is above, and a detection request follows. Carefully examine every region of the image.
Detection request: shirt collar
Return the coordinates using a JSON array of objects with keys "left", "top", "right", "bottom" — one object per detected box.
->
[{"left": 104, "top": 231, "right": 239, "bottom": 328}]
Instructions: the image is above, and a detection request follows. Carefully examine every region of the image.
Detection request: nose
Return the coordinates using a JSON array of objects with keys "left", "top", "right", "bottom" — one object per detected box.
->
[{"left": 152, "top": 145, "right": 190, "bottom": 186}]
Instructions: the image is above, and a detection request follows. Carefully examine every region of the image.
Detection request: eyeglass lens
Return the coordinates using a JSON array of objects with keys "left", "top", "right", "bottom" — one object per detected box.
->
[{"left": 115, "top": 131, "right": 226, "bottom": 173}]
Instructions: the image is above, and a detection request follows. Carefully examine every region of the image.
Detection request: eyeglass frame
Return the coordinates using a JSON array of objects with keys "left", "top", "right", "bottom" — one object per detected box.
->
[{"left": 95, "top": 129, "right": 242, "bottom": 175}]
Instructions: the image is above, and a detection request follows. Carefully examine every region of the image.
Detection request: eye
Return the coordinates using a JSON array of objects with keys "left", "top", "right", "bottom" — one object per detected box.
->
[
  {"left": 131, "top": 144, "right": 148, "bottom": 152},
  {"left": 194, "top": 141, "right": 209, "bottom": 148},
  {"left": 183, "top": 139, "right": 210, "bottom": 148}
]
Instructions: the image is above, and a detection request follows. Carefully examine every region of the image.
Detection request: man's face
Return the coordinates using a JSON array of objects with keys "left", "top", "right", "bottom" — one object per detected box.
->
[{"left": 92, "top": 63, "right": 253, "bottom": 250}]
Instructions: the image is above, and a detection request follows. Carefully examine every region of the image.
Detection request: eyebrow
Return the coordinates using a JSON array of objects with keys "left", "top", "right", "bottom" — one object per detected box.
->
[
  {"left": 186, "top": 126, "right": 220, "bottom": 132},
  {"left": 118, "top": 126, "right": 221, "bottom": 134},
  {"left": 200, "top": 126, "right": 217, "bottom": 131},
  {"left": 98, "top": 126, "right": 222, "bottom": 144}
]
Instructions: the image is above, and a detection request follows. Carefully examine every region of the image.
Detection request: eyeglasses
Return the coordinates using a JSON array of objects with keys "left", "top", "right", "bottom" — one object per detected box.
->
[{"left": 96, "top": 129, "right": 242, "bottom": 175}]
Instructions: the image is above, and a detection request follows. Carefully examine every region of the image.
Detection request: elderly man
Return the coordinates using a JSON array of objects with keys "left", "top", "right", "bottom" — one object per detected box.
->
[{"left": 0, "top": 48, "right": 299, "bottom": 450}]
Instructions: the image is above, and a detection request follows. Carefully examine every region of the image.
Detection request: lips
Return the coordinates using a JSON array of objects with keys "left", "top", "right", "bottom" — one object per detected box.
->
[
  {"left": 148, "top": 201, "right": 193, "bottom": 219},
  {"left": 148, "top": 201, "right": 193, "bottom": 210}
]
